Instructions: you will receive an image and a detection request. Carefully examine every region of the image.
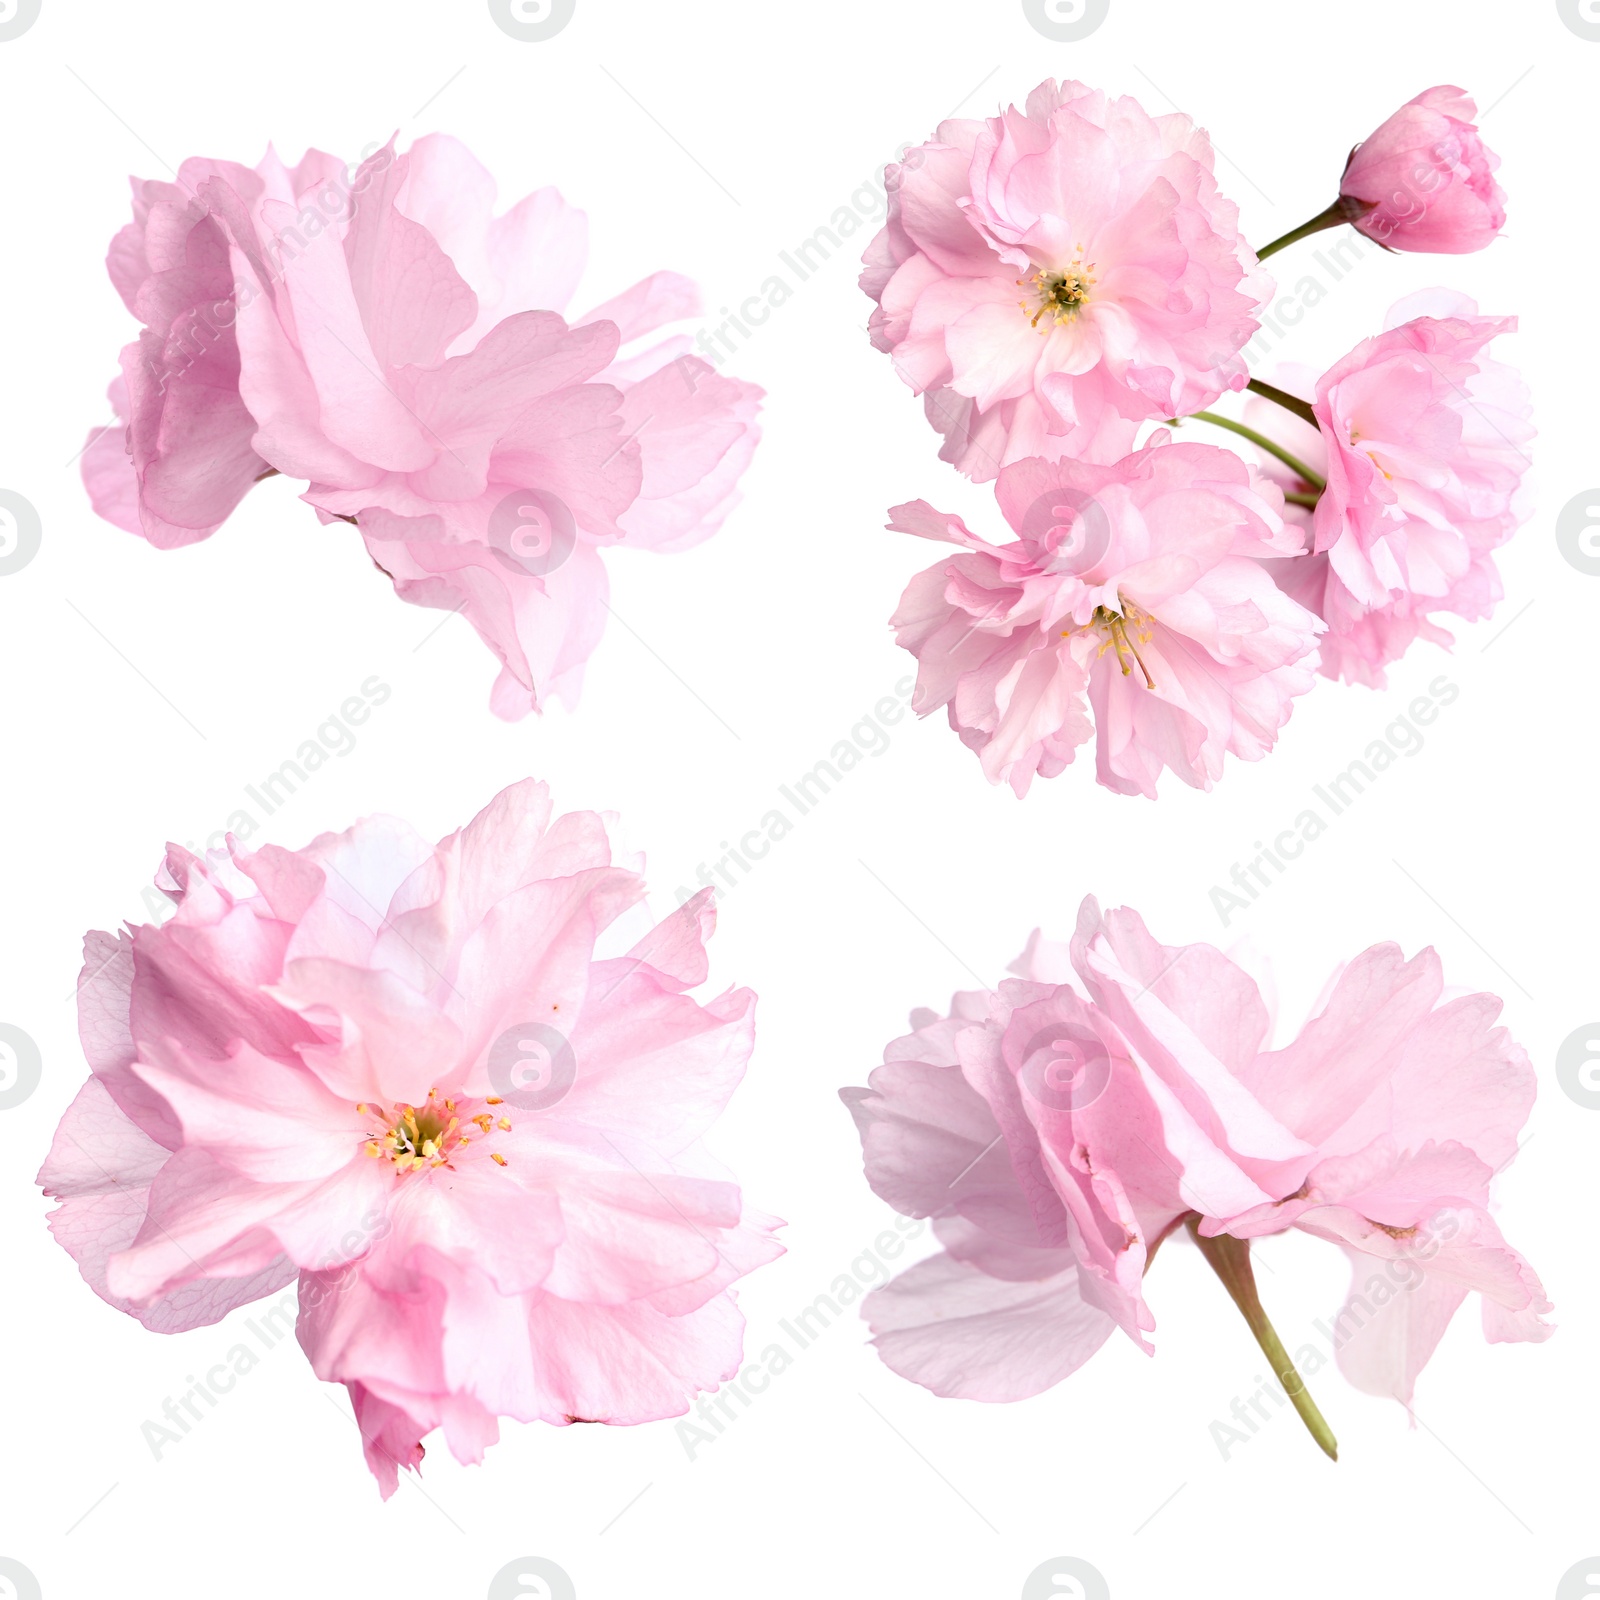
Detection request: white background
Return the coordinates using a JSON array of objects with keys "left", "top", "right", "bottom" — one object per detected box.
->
[{"left": 0, "top": 1, "right": 1595, "bottom": 1595}]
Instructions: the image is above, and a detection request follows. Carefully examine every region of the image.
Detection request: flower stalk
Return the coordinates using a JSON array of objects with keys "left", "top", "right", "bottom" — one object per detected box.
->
[
  {"left": 1244, "top": 379, "right": 1320, "bottom": 432},
  {"left": 1181, "top": 410, "right": 1326, "bottom": 492},
  {"left": 1187, "top": 1217, "right": 1338, "bottom": 1462},
  {"left": 1256, "top": 195, "right": 1377, "bottom": 261}
]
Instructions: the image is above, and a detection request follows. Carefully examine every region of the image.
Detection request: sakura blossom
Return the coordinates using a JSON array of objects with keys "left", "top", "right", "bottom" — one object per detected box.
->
[
  {"left": 889, "top": 438, "right": 1322, "bottom": 797},
  {"left": 1236, "top": 295, "right": 1532, "bottom": 688},
  {"left": 82, "top": 136, "right": 761, "bottom": 718},
  {"left": 39, "top": 780, "right": 781, "bottom": 1495},
  {"left": 862, "top": 79, "right": 1270, "bottom": 480},
  {"left": 841, "top": 898, "right": 1550, "bottom": 1456}
]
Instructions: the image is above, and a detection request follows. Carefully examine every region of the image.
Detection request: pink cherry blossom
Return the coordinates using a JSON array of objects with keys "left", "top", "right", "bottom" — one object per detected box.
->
[
  {"left": 1239, "top": 295, "right": 1531, "bottom": 687},
  {"left": 1312, "top": 292, "right": 1531, "bottom": 608},
  {"left": 1239, "top": 376, "right": 1454, "bottom": 688},
  {"left": 889, "top": 437, "right": 1322, "bottom": 798},
  {"left": 38, "top": 780, "right": 781, "bottom": 1496},
  {"left": 862, "top": 79, "right": 1270, "bottom": 480},
  {"left": 1341, "top": 87, "right": 1506, "bottom": 254},
  {"left": 82, "top": 137, "right": 761, "bottom": 718},
  {"left": 842, "top": 897, "right": 1550, "bottom": 1430}
]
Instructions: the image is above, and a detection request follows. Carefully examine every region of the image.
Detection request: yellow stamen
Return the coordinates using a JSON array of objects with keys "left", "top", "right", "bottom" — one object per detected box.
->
[
  {"left": 354, "top": 1089, "right": 503, "bottom": 1177},
  {"left": 1066, "top": 601, "right": 1158, "bottom": 690},
  {"left": 1024, "top": 248, "right": 1097, "bottom": 331}
]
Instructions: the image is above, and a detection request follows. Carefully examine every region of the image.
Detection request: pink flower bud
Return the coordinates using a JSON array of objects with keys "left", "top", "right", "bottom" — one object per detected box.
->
[{"left": 1340, "top": 86, "right": 1506, "bottom": 253}]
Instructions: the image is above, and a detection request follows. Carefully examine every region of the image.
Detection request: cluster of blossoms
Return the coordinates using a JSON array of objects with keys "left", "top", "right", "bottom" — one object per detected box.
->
[
  {"left": 38, "top": 781, "right": 781, "bottom": 1494},
  {"left": 864, "top": 82, "right": 1529, "bottom": 796},
  {"left": 82, "top": 136, "right": 761, "bottom": 718},
  {"left": 841, "top": 899, "right": 1550, "bottom": 1453}
]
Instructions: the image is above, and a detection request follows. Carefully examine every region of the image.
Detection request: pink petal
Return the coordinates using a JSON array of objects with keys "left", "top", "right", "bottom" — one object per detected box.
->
[{"left": 864, "top": 1248, "right": 1115, "bottom": 1400}]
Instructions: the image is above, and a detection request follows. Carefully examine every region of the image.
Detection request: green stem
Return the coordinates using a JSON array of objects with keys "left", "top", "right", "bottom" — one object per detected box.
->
[
  {"left": 1187, "top": 1218, "right": 1338, "bottom": 1462},
  {"left": 1244, "top": 379, "right": 1320, "bottom": 432},
  {"left": 1255, "top": 196, "right": 1375, "bottom": 261},
  {"left": 1184, "top": 410, "right": 1326, "bottom": 492},
  {"left": 1284, "top": 490, "right": 1321, "bottom": 510}
]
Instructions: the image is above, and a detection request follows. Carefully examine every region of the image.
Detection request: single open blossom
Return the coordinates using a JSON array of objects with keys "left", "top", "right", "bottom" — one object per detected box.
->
[
  {"left": 1241, "top": 294, "right": 1531, "bottom": 686},
  {"left": 1340, "top": 87, "right": 1505, "bottom": 253},
  {"left": 890, "top": 437, "right": 1322, "bottom": 798},
  {"left": 1243, "top": 384, "right": 1484, "bottom": 688},
  {"left": 38, "top": 780, "right": 781, "bottom": 1496},
  {"left": 82, "top": 136, "right": 761, "bottom": 718},
  {"left": 1312, "top": 292, "right": 1531, "bottom": 610},
  {"left": 841, "top": 898, "right": 1550, "bottom": 1440},
  {"left": 863, "top": 79, "right": 1270, "bottom": 480}
]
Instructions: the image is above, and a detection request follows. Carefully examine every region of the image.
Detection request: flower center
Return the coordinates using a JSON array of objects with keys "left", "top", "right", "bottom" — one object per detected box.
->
[
  {"left": 1347, "top": 427, "right": 1395, "bottom": 482},
  {"left": 1065, "top": 602, "right": 1156, "bottom": 689},
  {"left": 1022, "top": 250, "right": 1097, "bottom": 330},
  {"left": 357, "top": 1088, "right": 514, "bottom": 1175}
]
